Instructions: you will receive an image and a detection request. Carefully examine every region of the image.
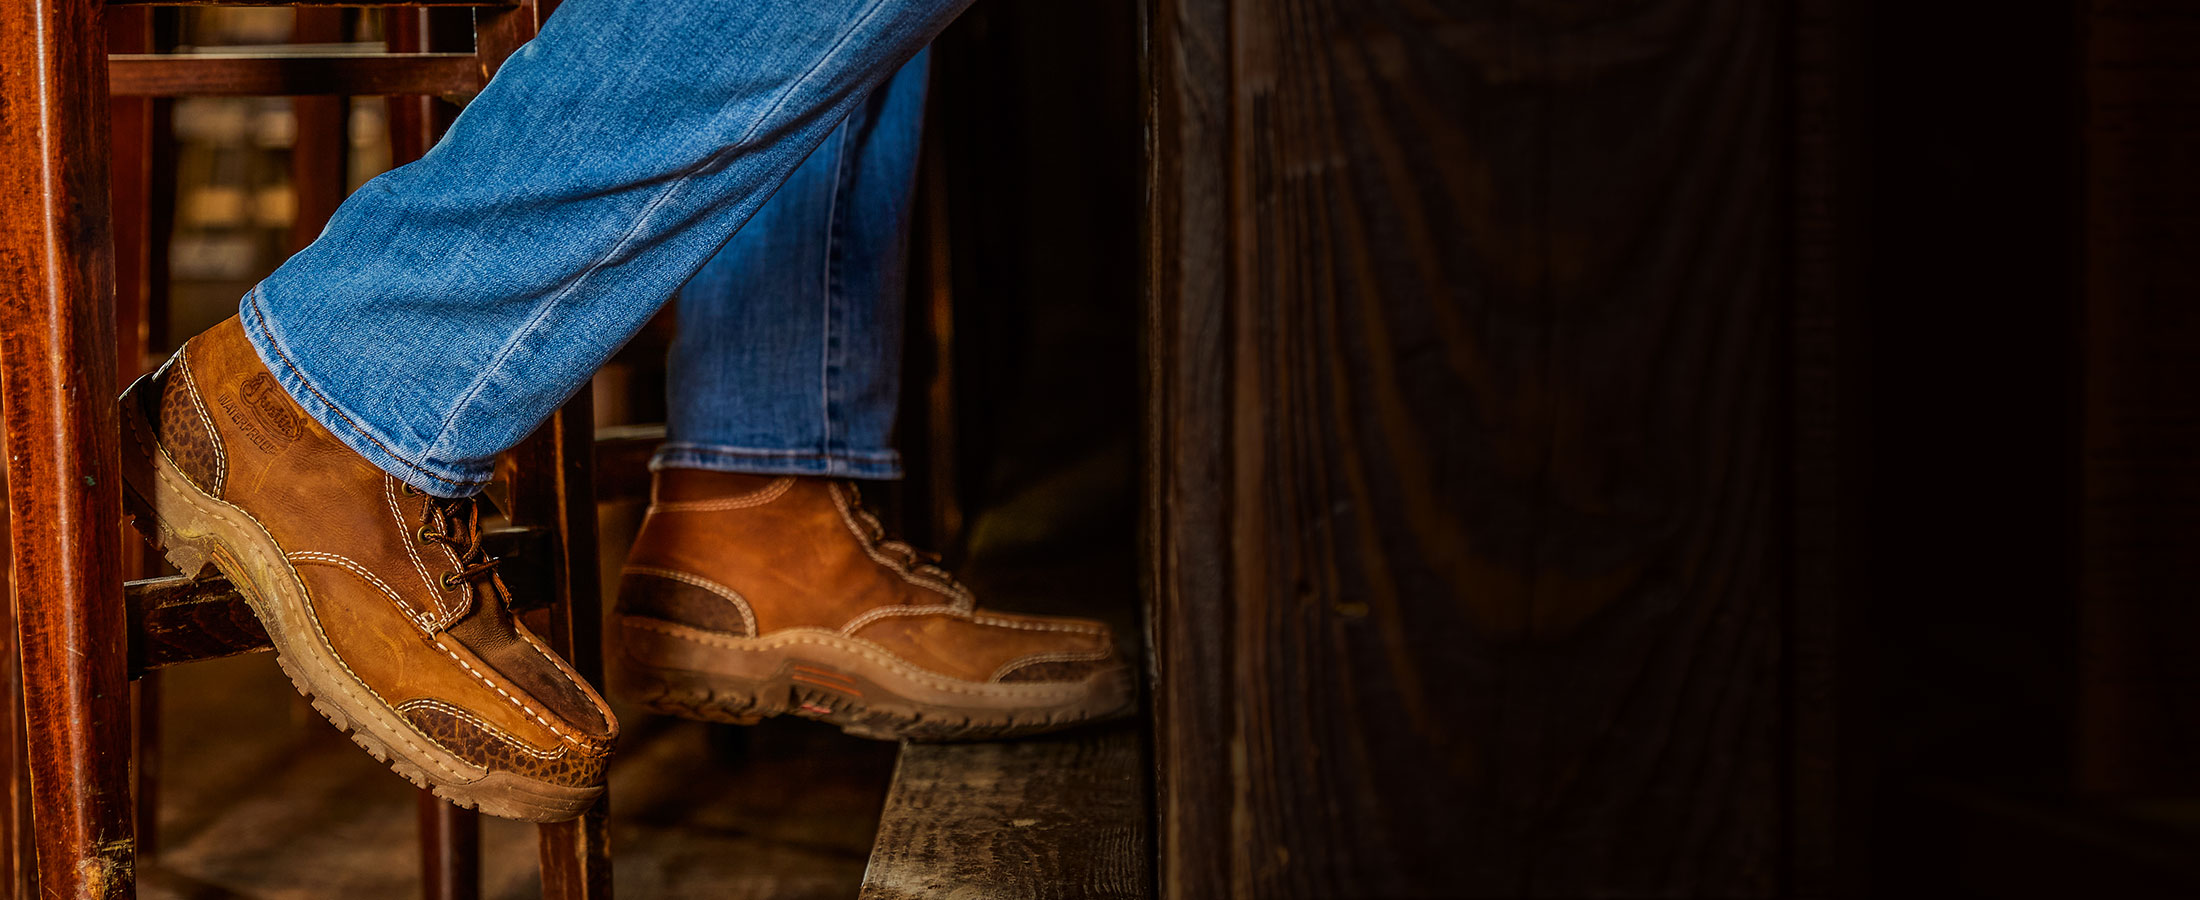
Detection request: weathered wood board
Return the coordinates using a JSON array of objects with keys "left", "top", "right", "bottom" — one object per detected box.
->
[{"left": 859, "top": 724, "right": 1147, "bottom": 900}]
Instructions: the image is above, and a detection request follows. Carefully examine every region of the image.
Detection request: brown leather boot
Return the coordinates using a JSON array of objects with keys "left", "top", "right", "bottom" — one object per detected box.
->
[
  {"left": 118, "top": 317, "right": 615, "bottom": 822},
  {"left": 613, "top": 470, "right": 1134, "bottom": 740}
]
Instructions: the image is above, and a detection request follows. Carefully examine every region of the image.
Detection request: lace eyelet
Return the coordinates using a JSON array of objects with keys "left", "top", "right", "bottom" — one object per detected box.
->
[
  {"left": 417, "top": 527, "right": 441, "bottom": 544},
  {"left": 439, "top": 572, "right": 461, "bottom": 590},
  {"left": 401, "top": 484, "right": 422, "bottom": 496}
]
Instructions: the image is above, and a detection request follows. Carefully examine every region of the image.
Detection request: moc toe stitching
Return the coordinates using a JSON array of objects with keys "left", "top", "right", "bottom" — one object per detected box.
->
[{"left": 428, "top": 636, "right": 609, "bottom": 750}]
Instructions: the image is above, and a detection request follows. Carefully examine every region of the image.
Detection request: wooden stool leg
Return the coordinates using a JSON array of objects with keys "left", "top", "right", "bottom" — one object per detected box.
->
[
  {"left": 508, "top": 392, "right": 610, "bottom": 900},
  {"left": 0, "top": 2, "right": 137, "bottom": 897},
  {"left": 419, "top": 791, "right": 481, "bottom": 900},
  {"left": 107, "top": 6, "right": 164, "bottom": 868}
]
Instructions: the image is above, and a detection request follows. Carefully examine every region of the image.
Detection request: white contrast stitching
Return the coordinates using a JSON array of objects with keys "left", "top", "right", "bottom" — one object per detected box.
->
[
  {"left": 969, "top": 614, "right": 1108, "bottom": 636},
  {"left": 176, "top": 345, "right": 227, "bottom": 493},
  {"left": 429, "top": 636, "right": 594, "bottom": 748},
  {"left": 510, "top": 625, "right": 618, "bottom": 742},
  {"left": 838, "top": 603, "right": 964, "bottom": 636},
  {"left": 387, "top": 479, "right": 443, "bottom": 604},
  {"left": 990, "top": 648, "right": 1114, "bottom": 683},
  {"left": 396, "top": 698, "right": 573, "bottom": 760},
  {"left": 623, "top": 618, "right": 1089, "bottom": 700},
  {"left": 828, "top": 483, "right": 974, "bottom": 605},
  {"left": 288, "top": 551, "right": 437, "bottom": 632}
]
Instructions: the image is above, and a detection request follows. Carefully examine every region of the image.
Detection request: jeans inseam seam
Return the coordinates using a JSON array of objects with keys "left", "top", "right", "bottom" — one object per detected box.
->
[
  {"left": 818, "top": 124, "right": 850, "bottom": 464},
  {"left": 244, "top": 290, "right": 488, "bottom": 490},
  {"left": 425, "top": 0, "right": 900, "bottom": 462}
]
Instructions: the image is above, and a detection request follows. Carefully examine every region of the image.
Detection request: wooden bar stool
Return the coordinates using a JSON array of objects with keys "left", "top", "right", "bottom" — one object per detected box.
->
[{"left": 0, "top": 1, "right": 609, "bottom": 897}]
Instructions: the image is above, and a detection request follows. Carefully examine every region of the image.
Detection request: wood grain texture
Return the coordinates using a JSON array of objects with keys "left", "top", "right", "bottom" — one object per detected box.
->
[
  {"left": 859, "top": 725, "right": 1147, "bottom": 900},
  {"left": 108, "top": 53, "right": 484, "bottom": 98},
  {"left": 419, "top": 790, "right": 483, "bottom": 900},
  {"left": 1148, "top": 0, "right": 1788, "bottom": 895},
  {"left": 1142, "top": 2, "right": 1233, "bottom": 899},
  {"left": 2077, "top": 0, "right": 2200, "bottom": 796},
  {"left": 0, "top": 0, "right": 138, "bottom": 895},
  {"left": 1786, "top": 0, "right": 1863, "bottom": 895},
  {"left": 108, "top": 1, "right": 511, "bottom": 6},
  {"left": 508, "top": 391, "right": 612, "bottom": 900},
  {"left": 286, "top": 9, "right": 351, "bottom": 255},
  {"left": 381, "top": 6, "right": 447, "bottom": 167}
]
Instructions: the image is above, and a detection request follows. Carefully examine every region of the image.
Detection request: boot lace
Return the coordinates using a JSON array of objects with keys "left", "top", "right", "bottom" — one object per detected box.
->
[
  {"left": 839, "top": 483, "right": 969, "bottom": 599},
  {"left": 402, "top": 485, "right": 500, "bottom": 590}
]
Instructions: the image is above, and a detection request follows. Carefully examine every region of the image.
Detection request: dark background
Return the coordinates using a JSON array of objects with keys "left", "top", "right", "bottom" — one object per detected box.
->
[
  {"left": 1143, "top": 0, "right": 2200, "bottom": 896},
  {"left": 38, "top": 0, "right": 2200, "bottom": 896}
]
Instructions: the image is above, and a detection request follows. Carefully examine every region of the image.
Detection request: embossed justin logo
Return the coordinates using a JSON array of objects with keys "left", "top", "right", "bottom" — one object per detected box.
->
[{"left": 219, "top": 373, "right": 303, "bottom": 452}]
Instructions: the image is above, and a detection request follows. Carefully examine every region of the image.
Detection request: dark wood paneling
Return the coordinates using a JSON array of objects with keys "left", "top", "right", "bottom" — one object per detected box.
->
[
  {"left": 2077, "top": 0, "right": 2200, "bottom": 796},
  {"left": 0, "top": 0, "right": 136, "bottom": 895},
  {"left": 1788, "top": 0, "right": 1866, "bottom": 895},
  {"left": 860, "top": 725, "right": 1147, "bottom": 900},
  {"left": 1142, "top": 0, "right": 1234, "bottom": 897},
  {"left": 1148, "top": 0, "right": 1791, "bottom": 896}
]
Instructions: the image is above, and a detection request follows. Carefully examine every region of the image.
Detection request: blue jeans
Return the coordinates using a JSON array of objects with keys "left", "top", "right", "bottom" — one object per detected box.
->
[
  {"left": 656, "top": 50, "right": 926, "bottom": 481},
  {"left": 242, "top": 0, "right": 961, "bottom": 497}
]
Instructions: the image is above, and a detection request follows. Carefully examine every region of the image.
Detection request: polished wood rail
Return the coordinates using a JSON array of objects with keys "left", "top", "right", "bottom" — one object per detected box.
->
[
  {"left": 108, "top": 0, "right": 542, "bottom": 100},
  {"left": 110, "top": 52, "right": 487, "bottom": 98},
  {"left": 107, "top": 1, "right": 515, "bottom": 6}
]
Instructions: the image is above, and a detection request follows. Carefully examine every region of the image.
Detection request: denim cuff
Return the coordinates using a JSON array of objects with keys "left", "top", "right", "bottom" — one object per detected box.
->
[
  {"left": 649, "top": 441, "right": 903, "bottom": 480},
  {"left": 241, "top": 289, "right": 497, "bottom": 498}
]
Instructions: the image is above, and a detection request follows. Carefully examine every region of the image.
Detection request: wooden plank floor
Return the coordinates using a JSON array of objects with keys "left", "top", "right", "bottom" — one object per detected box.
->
[{"left": 139, "top": 651, "right": 898, "bottom": 900}]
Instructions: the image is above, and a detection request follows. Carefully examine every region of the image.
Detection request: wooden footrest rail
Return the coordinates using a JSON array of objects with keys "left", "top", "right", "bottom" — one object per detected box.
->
[
  {"left": 110, "top": 51, "right": 488, "bottom": 98},
  {"left": 105, "top": 1, "right": 515, "bottom": 7}
]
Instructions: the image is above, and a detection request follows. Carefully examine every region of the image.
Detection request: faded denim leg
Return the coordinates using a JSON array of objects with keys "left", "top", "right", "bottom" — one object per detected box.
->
[
  {"left": 243, "top": 0, "right": 967, "bottom": 496},
  {"left": 652, "top": 49, "right": 928, "bottom": 481}
]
